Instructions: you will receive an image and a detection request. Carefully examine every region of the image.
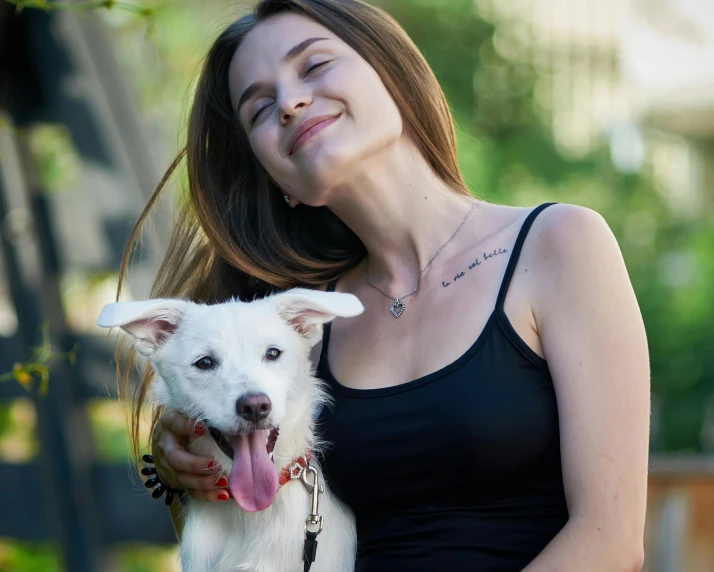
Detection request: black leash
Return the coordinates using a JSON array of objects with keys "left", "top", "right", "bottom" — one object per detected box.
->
[{"left": 303, "top": 529, "right": 319, "bottom": 572}]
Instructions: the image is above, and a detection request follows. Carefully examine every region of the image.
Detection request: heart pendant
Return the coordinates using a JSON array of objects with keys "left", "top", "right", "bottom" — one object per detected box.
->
[{"left": 390, "top": 298, "right": 405, "bottom": 318}]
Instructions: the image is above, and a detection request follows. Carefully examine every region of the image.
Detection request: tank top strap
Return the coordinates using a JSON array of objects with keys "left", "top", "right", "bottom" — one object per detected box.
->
[
  {"left": 318, "top": 278, "right": 339, "bottom": 371},
  {"left": 495, "top": 203, "right": 558, "bottom": 311}
]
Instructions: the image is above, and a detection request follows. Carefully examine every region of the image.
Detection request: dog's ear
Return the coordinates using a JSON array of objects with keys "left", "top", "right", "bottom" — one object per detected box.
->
[
  {"left": 96, "top": 299, "right": 187, "bottom": 357},
  {"left": 269, "top": 288, "right": 364, "bottom": 345}
]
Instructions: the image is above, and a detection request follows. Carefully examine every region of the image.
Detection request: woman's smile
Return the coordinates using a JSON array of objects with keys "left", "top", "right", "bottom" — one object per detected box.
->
[{"left": 290, "top": 113, "right": 342, "bottom": 155}]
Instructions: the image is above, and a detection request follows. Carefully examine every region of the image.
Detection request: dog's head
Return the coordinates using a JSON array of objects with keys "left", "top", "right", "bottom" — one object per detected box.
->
[{"left": 97, "top": 288, "right": 363, "bottom": 511}]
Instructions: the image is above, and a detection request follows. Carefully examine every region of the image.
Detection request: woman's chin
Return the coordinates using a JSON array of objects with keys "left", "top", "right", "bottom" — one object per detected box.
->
[{"left": 297, "top": 146, "right": 355, "bottom": 184}]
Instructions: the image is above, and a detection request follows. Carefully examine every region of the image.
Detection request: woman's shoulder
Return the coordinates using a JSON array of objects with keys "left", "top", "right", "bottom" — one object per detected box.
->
[
  {"left": 524, "top": 202, "right": 626, "bottom": 317},
  {"left": 477, "top": 201, "right": 605, "bottom": 258},
  {"left": 490, "top": 200, "right": 602, "bottom": 233},
  {"left": 526, "top": 202, "right": 614, "bottom": 261}
]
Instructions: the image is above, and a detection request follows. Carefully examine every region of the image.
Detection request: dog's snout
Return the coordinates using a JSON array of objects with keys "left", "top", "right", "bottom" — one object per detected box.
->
[{"left": 236, "top": 393, "right": 272, "bottom": 423}]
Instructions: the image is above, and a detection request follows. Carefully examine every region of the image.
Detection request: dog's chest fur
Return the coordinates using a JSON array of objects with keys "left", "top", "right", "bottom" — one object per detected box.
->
[
  {"left": 175, "top": 397, "right": 356, "bottom": 572},
  {"left": 180, "top": 467, "right": 355, "bottom": 572}
]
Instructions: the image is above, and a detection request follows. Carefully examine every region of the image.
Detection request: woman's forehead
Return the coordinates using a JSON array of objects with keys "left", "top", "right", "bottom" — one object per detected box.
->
[{"left": 232, "top": 13, "right": 337, "bottom": 78}]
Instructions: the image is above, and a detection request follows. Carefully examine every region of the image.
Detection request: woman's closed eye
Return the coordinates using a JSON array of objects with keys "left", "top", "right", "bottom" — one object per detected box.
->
[
  {"left": 249, "top": 95, "right": 274, "bottom": 125},
  {"left": 248, "top": 60, "right": 332, "bottom": 125},
  {"left": 305, "top": 60, "right": 330, "bottom": 76}
]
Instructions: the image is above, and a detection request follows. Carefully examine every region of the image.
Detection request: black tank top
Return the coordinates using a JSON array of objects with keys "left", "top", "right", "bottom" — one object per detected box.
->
[{"left": 315, "top": 203, "right": 568, "bottom": 571}]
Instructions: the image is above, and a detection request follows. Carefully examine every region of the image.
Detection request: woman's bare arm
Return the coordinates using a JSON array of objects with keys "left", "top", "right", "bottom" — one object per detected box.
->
[{"left": 523, "top": 205, "right": 649, "bottom": 571}]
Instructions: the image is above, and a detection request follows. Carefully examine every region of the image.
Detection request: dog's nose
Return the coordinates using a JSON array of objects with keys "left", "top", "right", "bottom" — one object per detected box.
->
[{"left": 236, "top": 393, "right": 272, "bottom": 423}]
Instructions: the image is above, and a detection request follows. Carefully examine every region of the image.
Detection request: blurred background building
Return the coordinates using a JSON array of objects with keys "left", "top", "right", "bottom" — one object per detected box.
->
[
  {"left": 479, "top": 0, "right": 714, "bottom": 213},
  {"left": 0, "top": 0, "right": 712, "bottom": 570}
]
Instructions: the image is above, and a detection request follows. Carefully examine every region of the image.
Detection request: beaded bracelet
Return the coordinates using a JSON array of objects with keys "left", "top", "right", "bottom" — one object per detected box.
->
[{"left": 141, "top": 454, "right": 188, "bottom": 506}]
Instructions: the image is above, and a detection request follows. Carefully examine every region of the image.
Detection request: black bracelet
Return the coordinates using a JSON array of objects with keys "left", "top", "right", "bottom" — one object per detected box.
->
[{"left": 142, "top": 454, "right": 188, "bottom": 506}]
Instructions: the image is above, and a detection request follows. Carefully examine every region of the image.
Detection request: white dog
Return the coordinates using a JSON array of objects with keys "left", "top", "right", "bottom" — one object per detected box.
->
[{"left": 97, "top": 288, "right": 362, "bottom": 572}]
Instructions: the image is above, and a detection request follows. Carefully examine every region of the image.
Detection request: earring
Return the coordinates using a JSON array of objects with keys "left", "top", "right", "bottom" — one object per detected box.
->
[{"left": 284, "top": 195, "right": 291, "bottom": 205}]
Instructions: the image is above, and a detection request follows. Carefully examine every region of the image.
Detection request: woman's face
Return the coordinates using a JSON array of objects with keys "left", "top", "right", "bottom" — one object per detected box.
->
[{"left": 228, "top": 12, "right": 403, "bottom": 206}]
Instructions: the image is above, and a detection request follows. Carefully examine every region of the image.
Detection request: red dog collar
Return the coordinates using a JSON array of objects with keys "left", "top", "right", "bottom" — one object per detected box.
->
[{"left": 278, "top": 452, "right": 312, "bottom": 488}]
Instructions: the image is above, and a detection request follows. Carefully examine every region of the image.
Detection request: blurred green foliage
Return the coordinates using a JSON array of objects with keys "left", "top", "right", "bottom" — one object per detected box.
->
[
  {"left": 26, "top": 124, "right": 81, "bottom": 194},
  {"left": 112, "top": 545, "right": 181, "bottom": 572},
  {"left": 0, "top": 541, "right": 179, "bottom": 572},
  {"left": 0, "top": 541, "right": 61, "bottom": 572},
  {"left": 0, "top": 322, "right": 77, "bottom": 395}
]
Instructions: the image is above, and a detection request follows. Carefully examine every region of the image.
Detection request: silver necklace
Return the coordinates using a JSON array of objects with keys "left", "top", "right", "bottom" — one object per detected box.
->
[{"left": 365, "top": 200, "right": 483, "bottom": 318}]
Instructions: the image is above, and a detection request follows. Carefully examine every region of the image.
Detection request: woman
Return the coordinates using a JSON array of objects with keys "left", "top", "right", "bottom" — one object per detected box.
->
[{"left": 119, "top": 0, "right": 650, "bottom": 570}]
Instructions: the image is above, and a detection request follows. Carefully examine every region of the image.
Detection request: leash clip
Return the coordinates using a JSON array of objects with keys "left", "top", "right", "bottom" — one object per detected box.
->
[
  {"left": 300, "top": 462, "right": 324, "bottom": 571},
  {"left": 300, "top": 463, "right": 324, "bottom": 535}
]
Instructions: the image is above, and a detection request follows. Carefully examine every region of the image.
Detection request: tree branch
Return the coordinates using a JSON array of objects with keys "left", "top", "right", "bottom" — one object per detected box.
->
[{"left": 4, "top": 0, "right": 153, "bottom": 18}]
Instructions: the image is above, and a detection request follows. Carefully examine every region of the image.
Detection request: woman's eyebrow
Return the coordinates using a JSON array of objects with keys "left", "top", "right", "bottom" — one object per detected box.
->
[
  {"left": 236, "top": 37, "right": 331, "bottom": 115},
  {"left": 282, "top": 36, "right": 330, "bottom": 66}
]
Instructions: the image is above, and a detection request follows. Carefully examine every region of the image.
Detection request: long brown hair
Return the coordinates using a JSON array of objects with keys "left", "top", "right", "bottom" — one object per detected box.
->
[{"left": 116, "top": 0, "right": 474, "bottom": 461}]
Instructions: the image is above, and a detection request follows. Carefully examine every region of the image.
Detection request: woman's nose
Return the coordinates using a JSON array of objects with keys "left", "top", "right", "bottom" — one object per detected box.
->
[{"left": 279, "top": 90, "right": 313, "bottom": 124}]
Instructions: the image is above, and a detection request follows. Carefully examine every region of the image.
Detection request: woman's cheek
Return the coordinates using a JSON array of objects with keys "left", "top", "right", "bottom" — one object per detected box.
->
[
  {"left": 323, "top": 67, "right": 360, "bottom": 106},
  {"left": 326, "top": 65, "right": 383, "bottom": 124},
  {"left": 251, "top": 128, "right": 283, "bottom": 172}
]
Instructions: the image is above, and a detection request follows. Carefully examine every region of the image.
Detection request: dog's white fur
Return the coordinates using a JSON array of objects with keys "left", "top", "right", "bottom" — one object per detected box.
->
[{"left": 98, "top": 288, "right": 362, "bottom": 572}]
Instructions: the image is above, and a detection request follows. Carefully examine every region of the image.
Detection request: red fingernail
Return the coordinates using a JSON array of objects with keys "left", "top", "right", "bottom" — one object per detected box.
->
[
  {"left": 215, "top": 477, "right": 228, "bottom": 487},
  {"left": 206, "top": 461, "right": 216, "bottom": 470},
  {"left": 217, "top": 492, "right": 229, "bottom": 501},
  {"left": 194, "top": 424, "right": 205, "bottom": 436}
]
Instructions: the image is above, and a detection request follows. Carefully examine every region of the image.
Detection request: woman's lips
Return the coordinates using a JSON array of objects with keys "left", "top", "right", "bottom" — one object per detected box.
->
[{"left": 291, "top": 114, "right": 341, "bottom": 154}]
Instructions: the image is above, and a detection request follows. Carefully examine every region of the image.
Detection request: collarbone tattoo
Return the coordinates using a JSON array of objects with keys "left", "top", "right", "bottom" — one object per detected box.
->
[{"left": 441, "top": 247, "right": 509, "bottom": 287}]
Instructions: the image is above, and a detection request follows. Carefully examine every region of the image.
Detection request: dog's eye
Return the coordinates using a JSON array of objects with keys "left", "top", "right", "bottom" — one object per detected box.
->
[
  {"left": 265, "top": 347, "right": 282, "bottom": 361},
  {"left": 193, "top": 356, "right": 215, "bottom": 370}
]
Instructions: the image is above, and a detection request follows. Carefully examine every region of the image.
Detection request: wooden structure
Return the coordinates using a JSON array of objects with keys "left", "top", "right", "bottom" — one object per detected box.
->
[{"left": 645, "top": 457, "right": 714, "bottom": 571}]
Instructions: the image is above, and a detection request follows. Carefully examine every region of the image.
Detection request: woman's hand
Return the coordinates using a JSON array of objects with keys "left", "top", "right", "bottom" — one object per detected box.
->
[{"left": 152, "top": 408, "right": 231, "bottom": 502}]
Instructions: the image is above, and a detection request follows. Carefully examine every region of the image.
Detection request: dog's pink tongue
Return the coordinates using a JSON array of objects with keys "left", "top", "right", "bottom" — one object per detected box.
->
[{"left": 229, "top": 432, "right": 278, "bottom": 512}]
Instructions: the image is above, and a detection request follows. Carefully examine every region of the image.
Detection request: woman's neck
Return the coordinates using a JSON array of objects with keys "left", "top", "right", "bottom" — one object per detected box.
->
[{"left": 327, "top": 138, "right": 478, "bottom": 294}]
